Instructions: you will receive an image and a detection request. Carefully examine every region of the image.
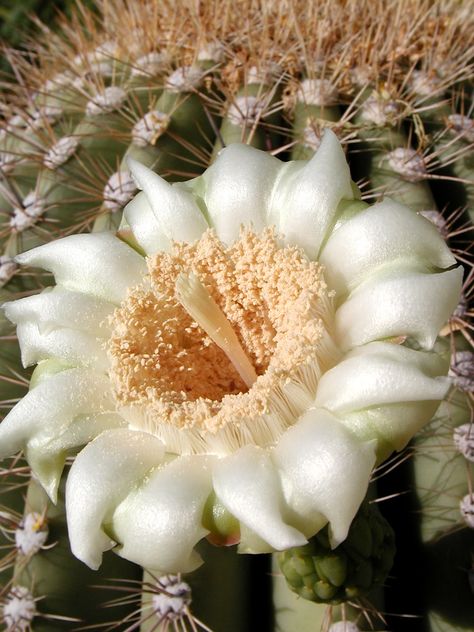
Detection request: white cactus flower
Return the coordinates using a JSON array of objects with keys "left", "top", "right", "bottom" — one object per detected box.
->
[{"left": 0, "top": 131, "right": 461, "bottom": 574}]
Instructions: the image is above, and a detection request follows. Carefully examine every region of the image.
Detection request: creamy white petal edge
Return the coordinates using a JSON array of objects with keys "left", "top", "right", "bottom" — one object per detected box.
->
[
  {"left": 66, "top": 418, "right": 376, "bottom": 571},
  {"left": 0, "top": 130, "right": 461, "bottom": 573}
]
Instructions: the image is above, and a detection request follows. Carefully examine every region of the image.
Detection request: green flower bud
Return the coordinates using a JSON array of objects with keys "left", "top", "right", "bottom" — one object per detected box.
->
[{"left": 278, "top": 501, "right": 395, "bottom": 604}]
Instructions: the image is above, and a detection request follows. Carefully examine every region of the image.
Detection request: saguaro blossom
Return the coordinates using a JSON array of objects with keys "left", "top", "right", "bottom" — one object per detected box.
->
[{"left": 0, "top": 131, "right": 461, "bottom": 573}]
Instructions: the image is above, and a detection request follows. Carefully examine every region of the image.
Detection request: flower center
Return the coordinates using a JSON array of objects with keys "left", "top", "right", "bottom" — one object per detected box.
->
[{"left": 108, "top": 229, "right": 336, "bottom": 454}]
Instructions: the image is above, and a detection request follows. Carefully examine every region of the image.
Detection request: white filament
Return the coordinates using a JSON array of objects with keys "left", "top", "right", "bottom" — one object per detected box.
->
[
  {"left": 247, "top": 62, "right": 282, "bottom": 85},
  {"left": 198, "top": 42, "right": 225, "bottom": 63},
  {"left": 31, "top": 105, "right": 63, "bottom": 129},
  {"left": 410, "top": 70, "right": 440, "bottom": 97}
]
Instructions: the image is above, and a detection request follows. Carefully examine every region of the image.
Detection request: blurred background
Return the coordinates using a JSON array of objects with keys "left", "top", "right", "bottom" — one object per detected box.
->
[{"left": 0, "top": 0, "right": 94, "bottom": 74}]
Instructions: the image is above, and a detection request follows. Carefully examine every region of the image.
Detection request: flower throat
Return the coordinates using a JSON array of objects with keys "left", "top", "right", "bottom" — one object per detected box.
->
[{"left": 108, "top": 229, "right": 334, "bottom": 453}]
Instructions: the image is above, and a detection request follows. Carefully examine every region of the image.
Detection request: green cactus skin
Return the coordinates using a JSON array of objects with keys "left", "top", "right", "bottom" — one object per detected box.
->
[
  {"left": 211, "top": 79, "right": 284, "bottom": 158},
  {"left": 351, "top": 110, "right": 436, "bottom": 213},
  {"left": 413, "top": 386, "right": 474, "bottom": 632},
  {"left": 289, "top": 78, "right": 341, "bottom": 161},
  {"left": 140, "top": 548, "right": 254, "bottom": 632}
]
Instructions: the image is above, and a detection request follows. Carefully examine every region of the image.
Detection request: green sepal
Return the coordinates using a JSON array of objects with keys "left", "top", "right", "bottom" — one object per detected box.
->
[{"left": 202, "top": 490, "right": 240, "bottom": 546}]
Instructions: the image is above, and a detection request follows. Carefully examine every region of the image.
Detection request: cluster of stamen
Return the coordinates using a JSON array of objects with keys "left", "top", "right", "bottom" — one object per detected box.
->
[{"left": 108, "top": 229, "right": 334, "bottom": 454}]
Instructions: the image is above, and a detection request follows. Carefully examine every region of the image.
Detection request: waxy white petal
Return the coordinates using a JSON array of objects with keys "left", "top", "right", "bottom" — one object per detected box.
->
[
  {"left": 271, "top": 129, "right": 353, "bottom": 259},
  {"left": 0, "top": 369, "right": 114, "bottom": 499},
  {"left": 213, "top": 445, "right": 307, "bottom": 550},
  {"left": 112, "top": 455, "right": 212, "bottom": 572},
  {"left": 317, "top": 341, "right": 451, "bottom": 454},
  {"left": 128, "top": 158, "right": 208, "bottom": 243},
  {"left": 3, "top": 286, "right": 114, "bottom": 336},
  {"left": 123, "top": 191, "right": 170, "bottom": 254},
  {"left": 238, "top": 525, "right": 275, "bottom": 553},
  {"left": 16, "top": 321, "right": 108, "bottom": 370},
  {"left": 320, "top": 199, "right": 456, "bottom": 296},
  {"left": 67, "top": 429, "right": 165, "bottom": 569},
  {"left": 15, "top": 234, "right": 146, "bottom": 305},
  {"left": 338, "top": 400, "right": 444, "bottom": 457},
  {"left": 335, "top": 267, "right": 463, "bottom": 351},
  {"left": 0, "top": 368, "right": 113, "bottom": 458},
  {"left": 315, "top": 341, "right": 450, "bottom": 413},
  {"left": 27, "top": 413, "right": 126, "bottom": 500},
  {"left": 274, "top": 409, "right": 376, "bottom": 547},
  {"left": 200, "top": 144, "right": 281, "bottom": 243}
]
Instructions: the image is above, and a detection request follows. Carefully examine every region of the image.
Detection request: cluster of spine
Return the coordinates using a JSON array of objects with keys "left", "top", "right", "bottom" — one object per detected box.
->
[{"left": 0, "top": 0, "right": 473, "bottom": 629}]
